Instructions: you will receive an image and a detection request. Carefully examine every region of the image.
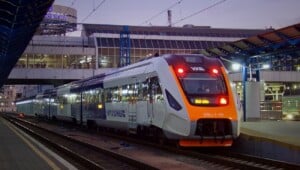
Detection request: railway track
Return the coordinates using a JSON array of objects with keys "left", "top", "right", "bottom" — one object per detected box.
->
[
  {"left": 3, "top": 114, "right": 300, "bottom": 170},
  {"left": 114, "top": 130, "right": 300, "bottom": 170},
  {"left": 182, "top": 149, "right": 300, "bottom": 170},
  {"left": 2, "top": 115, "right": 157, "bottom": 170}
]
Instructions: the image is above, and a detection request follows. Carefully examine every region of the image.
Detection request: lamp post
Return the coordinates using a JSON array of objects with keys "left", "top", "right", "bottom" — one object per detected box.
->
[
  {"left": 227, "top": 57, "right": 270, "bottom": 121},
  {"left": 242, "top": 65, "right": 248, "bottom": 122}
]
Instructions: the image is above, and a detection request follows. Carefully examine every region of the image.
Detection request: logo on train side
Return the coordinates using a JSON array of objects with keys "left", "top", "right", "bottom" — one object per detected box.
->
[
  {"left": 107, "top": 110, "right": 126, "bottom": 117},
  {"left": 190, "top": 66, "right": 205, "bottom": 71}
]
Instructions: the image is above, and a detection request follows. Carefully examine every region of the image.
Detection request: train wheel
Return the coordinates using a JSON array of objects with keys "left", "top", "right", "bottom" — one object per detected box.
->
[
  {"left": 156, "top": 129, "right": 166, "bottom": 145},
  {"left": 158, "top": 137, "right": 165, "bottom": 145},
  {"left": 137, "top": 126, "right": 143, "bottom": 137}
]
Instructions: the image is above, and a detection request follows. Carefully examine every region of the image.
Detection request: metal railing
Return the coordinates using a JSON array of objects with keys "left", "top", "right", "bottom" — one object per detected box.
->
[{"left": 260, "top": 101, "right": 283, "bottom": 120}]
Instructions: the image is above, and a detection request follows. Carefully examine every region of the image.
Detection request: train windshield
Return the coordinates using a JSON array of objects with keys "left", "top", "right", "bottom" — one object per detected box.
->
[{"left": 179, "top": 73, "right": 227, "bottom": 95}]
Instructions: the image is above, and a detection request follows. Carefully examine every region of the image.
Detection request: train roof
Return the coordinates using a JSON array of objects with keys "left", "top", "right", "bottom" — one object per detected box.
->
[{"left": 61, "top": 54, "right": 222, "bottom": 92}]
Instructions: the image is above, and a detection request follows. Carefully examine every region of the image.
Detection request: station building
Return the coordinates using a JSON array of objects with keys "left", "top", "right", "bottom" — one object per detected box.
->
[
  {"left": 0, "top": 85, "right": 17, "bottom": 112},
  {"left": 16, "top": 23, "right": 267, "bottom": 70}
]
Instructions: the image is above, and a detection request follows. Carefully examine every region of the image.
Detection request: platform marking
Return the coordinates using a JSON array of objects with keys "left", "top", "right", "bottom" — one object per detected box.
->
[{"left": 1, "top": 118, "right": 78, "bottom": 170}]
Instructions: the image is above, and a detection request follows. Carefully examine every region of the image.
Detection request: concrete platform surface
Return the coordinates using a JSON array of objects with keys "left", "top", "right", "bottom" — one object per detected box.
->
[{"left": 241, "top": 120, "right": 300, "bottom": 148}]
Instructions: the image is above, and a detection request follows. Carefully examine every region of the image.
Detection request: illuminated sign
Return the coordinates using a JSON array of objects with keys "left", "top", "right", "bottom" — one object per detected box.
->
[
  {"left": 107, "top": 110, "right": 125, "bottom": 117},
  {"left": 190, "top": 66, "right": 205, "bottom": 72},
  {"left": 45, "top": 12, "right": 67, "bottom": 21}
]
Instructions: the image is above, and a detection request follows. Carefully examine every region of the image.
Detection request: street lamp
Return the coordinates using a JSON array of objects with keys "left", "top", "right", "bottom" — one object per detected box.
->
[
  {"left": 262, "top": 64, "right": 270, "bottom": 69},
  {"left": 231, "top": 63, "right": 241, "bottom": 71}
]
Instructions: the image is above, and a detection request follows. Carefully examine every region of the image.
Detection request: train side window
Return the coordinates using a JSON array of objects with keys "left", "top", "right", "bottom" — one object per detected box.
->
[
  {"left": 83, "top": 89, "right": 101, "bottom": 105},
  {"left": 104, "top": 88, "right": 112, "bottom": 103},
  {"left": 58, "top": 96, "right": 67, "bottom": 105},
  {"left": 110, "top": 87, "right": 121, "bottom": 102},
  {"left": 138, "top": 80, "right": 149, "bottom": 101},
  {"left": 122, "top": 85, "right": 129, "bottom": 102},
  {"left": 149, "top": 76, "right": 164, "bottom": 102},
  {"left": 137, "top": 77, "right": 163, "bottom": 102},
  {"left": 98, "top": 89, "right": 104, "bottom": 103},
  {"left": 127, "top": 83, "right": 138, "bottom": 102}
]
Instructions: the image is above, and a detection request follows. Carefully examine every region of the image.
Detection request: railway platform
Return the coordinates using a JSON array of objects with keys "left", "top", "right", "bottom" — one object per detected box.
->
[
  {"left": 234, "top": 120, "right": 300, "bottom": 165},
  {"left": 0, "top": 116, "right": 77, "bottom": 170}
]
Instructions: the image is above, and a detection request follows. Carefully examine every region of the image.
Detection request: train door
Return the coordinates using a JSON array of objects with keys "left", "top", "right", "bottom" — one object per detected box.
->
[
  {"left": 149, "top": 77, "right": 166, "bottom": 127},
  {"left": 127, "top": 83, "right": 138, "bottom": 133},
  {"left": 147, "top": 78, "right": 154, "bottom": 123},
  {"left": 136, "top": 78, "right": 152, "bottom": 126},
  {"left": 135, "top": 76, "right": 165, "bottom": 127}
]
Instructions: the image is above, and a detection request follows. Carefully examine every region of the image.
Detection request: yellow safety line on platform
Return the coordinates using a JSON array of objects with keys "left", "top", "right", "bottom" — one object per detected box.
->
[{"left": 1, "top": 118, "right": 60, "bottom": 170}]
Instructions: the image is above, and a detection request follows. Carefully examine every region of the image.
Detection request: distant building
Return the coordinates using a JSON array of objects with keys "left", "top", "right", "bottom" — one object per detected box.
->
[
  {"left": 0, "top": 85, "right": 17, "bottom": 112},
  {"left": 36, "top": 4, "right": 77, "bottom": 35}
]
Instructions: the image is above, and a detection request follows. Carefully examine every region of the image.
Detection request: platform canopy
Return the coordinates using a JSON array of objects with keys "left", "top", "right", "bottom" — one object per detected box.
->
[
  {"left": 201, "top": 23, "right": 300, "bottom": 70},
  {"left": 0, "top": 0, "right": 54, "bottom": 88}
]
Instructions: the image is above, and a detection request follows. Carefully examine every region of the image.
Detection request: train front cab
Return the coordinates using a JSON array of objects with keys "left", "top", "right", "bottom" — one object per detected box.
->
[{"left": 168, "top": 55, "right": 240, "bottom": 147}]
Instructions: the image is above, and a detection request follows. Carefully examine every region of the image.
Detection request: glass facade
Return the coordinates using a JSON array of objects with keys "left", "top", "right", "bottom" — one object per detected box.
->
[
  {"left": 96, "top": 37, "right": 227, "bottom": 68},
  {"left": 15, "top": 24, "right": 267, "bottom": 70},
  {"left": 16, "top": 54, "right": 96, "bottom": 69}
]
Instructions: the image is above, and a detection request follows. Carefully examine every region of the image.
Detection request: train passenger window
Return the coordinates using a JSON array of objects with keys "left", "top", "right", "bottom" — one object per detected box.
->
[
  {"left": 129, "top": 83, "right": 138, "bottom": 102},
  {"left": 110, "top": 87, "right": 121, "bottom": 102},
  {"left": 58, "top": 96, "right": 68, "bottom": 105},
  {"left": 122, "top": 85, "right": 135, "bottom": 102},
  {"left": 136, "top": 77, "right": 163, "bottom": 102},
  {"left": 149, "top": 77, "right": 164, "bottom": 102},
  {"left": 138, "top": 80, "right": 149, "bottom": 101},
  {"left": 99, "top": 90, "right": 104, "bottom": 103},
  {"left": 104, "top": 89, "right": 112, "bottom": 102}
]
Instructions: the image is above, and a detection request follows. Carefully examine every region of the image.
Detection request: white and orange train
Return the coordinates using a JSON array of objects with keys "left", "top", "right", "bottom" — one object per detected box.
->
[{"left": 16, "top": 54, "right": 243, "bottom": 147}]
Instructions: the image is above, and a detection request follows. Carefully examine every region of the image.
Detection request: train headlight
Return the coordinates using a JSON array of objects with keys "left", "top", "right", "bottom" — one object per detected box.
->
[
  {"left": 209, "top": 68, "right": 220, "bottom": 77},
  {"left": 174, "top": 65, "right": 188, "bottom": 77},
  {"left": 212, "top": 68, "right": 219, "bottom": 74},
  {"left": 219, "top": 97, "right": 228, "bottom": 105},
  {"left": 176, "top": 67, "right": 186, "bottom": 77},
  {"left": 177, "top": 68, "right": 184, "bottom": 74}
]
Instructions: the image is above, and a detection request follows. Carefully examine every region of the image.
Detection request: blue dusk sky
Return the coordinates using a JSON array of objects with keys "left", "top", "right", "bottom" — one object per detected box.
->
[{"left": 54, "top": 0, "right": 300, "bottom": 29}]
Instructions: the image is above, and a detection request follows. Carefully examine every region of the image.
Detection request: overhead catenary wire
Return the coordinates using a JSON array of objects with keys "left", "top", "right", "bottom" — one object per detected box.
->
[
  {"left": 172, "top": 0, "right": 227, "bottom": 25},
  {"left": 140, "top": 0, "right": 183, "bottom": 26},
  {"left": 81, "top": 0, "right": 106, "bottom": 23}
]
